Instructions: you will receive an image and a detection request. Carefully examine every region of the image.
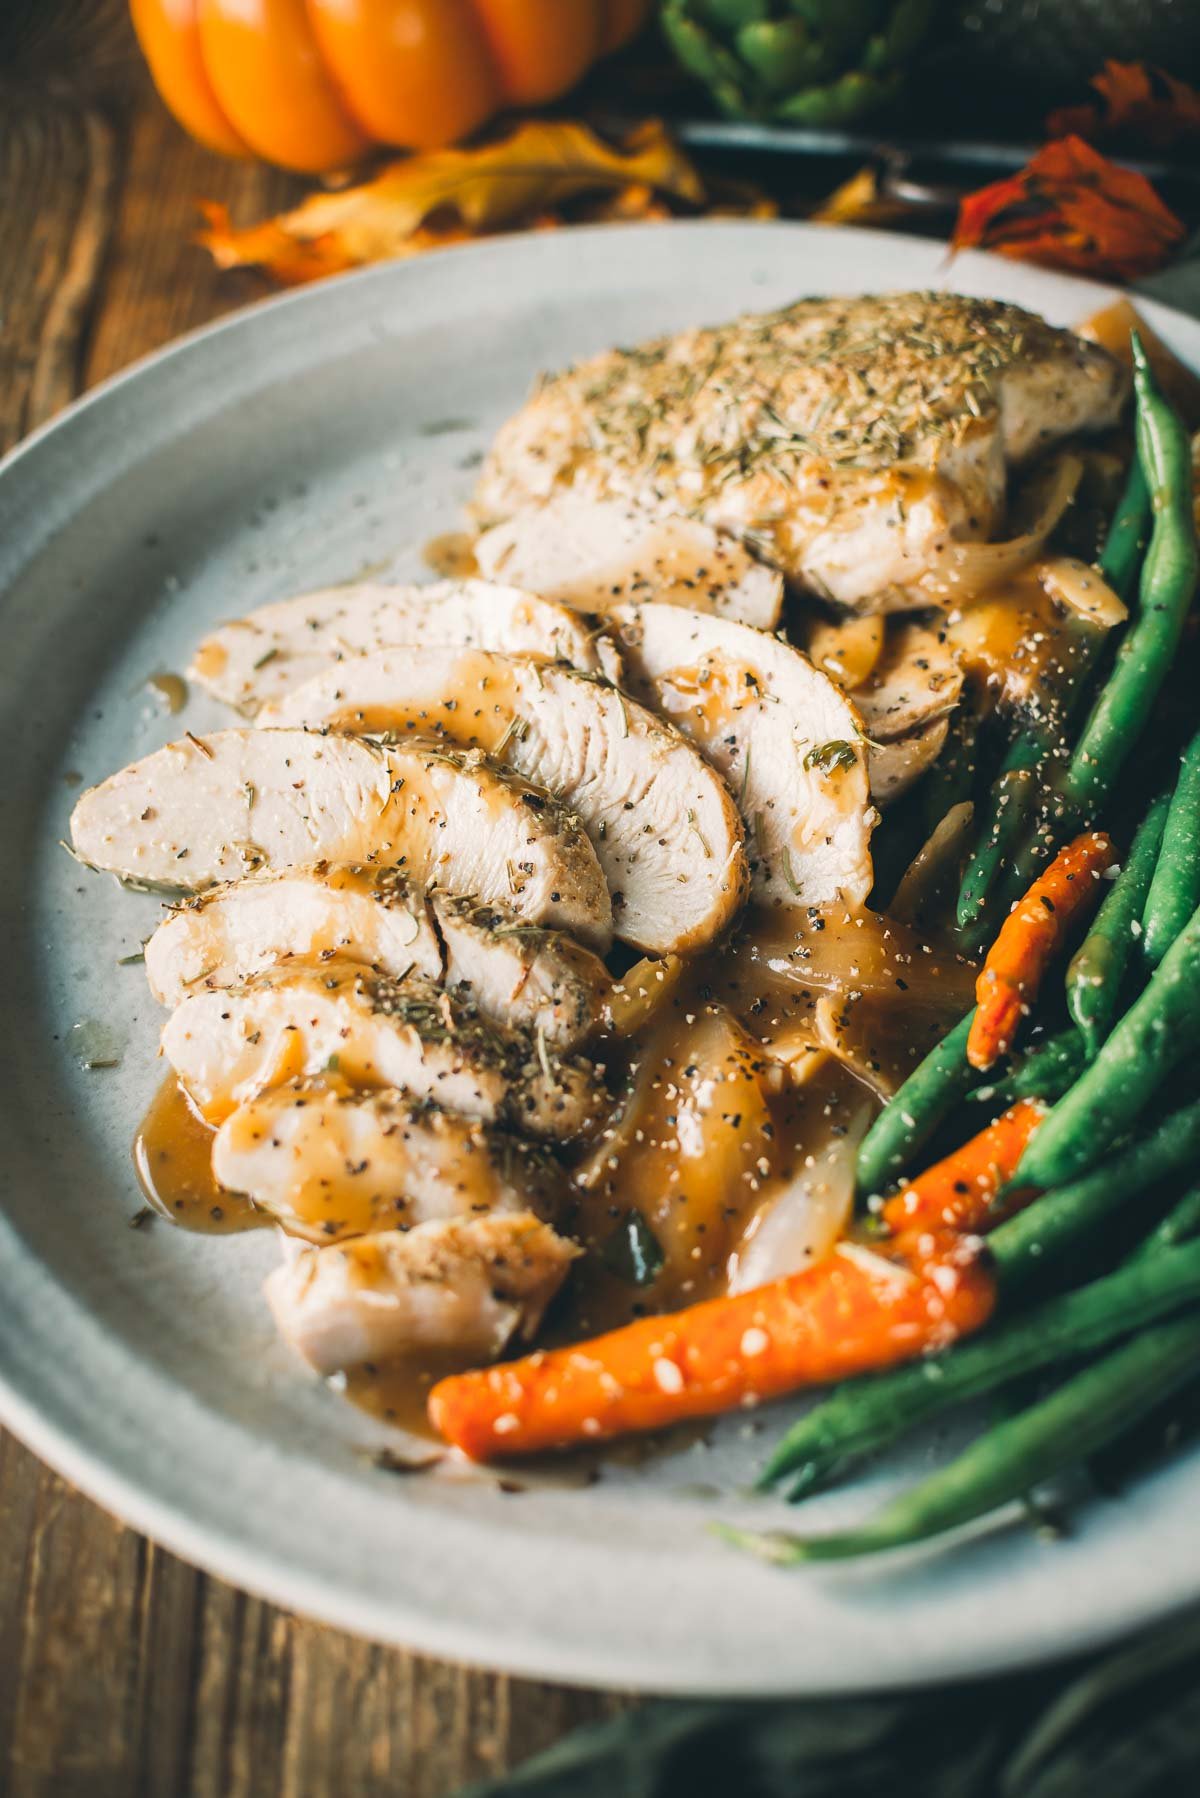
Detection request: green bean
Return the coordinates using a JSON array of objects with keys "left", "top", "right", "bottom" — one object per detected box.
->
[
  {"left": 854, "top": 1009, "right": 975, "bottom": 1200},
  {"left": 993, "top": 1096, "right": 1200, "bottom": 1291},
  {"left": 964, "top": 348, "right": 1193, "bottom": 944},
  {"left": 1142, "top": 727, "right": 1200, "bottom": 967},
  {"left": 955, "top": 459, "right": 1150, "bottom": 937},
  {"left": 735, "top": 1314, "right": 1200, "bottom": 1561},
  {"left": 1015, "top": 900, "right": 1200, "bottom": 1191},
  {"left": 1065, "top": 793, "right": 1170, "bottom": 1057},
  {"left": 955, "top": 747, "right": 1039, "bottom": 931},
  {"left": 964, "top": 1027, "right": 1085, "bottom": 1112},
  {"left": 1130, "top": 1182, "right": 1200, "bottom": 1264},
  {"left": 919, "top": 705, "right": 979, "bottom": 832},
  {"left": 756, "top": 1233, "right": 1200, "bottom": 1496},
  {"left": 1061, "top": 336, "right": 1199, "bottom": 821},
  {"left": 1098, "top": 456, "right": 1151, "bottom": 601}
]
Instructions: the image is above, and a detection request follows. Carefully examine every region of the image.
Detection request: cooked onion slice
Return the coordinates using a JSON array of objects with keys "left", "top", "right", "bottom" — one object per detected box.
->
[
  {"left": 727, "top": 1103, "right": 870, "bottom": 1294},
  {"left": 800, "top": 612, "right": 885, "bottom": 690},
  {"left": 869, "top": 717, "right": 950, "bottom": 805},
  {"left": 1038, "top": 556, "right": 1127, "bottom": 630},
  {"left": 917, "top": 453, "right": 1082, "bottom": 601},
  {"left": 891, "top": 801, "right": 977, "bottom": 927}
]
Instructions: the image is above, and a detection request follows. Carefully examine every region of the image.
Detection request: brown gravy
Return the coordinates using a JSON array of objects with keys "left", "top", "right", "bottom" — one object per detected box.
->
[
  {"left": 146, "top": 671, "right": 188, "bottom": 714},
  {"left": 134, "top": 1076, "right": 264, "bottom": 1234},
  {"left": 345, "top": 1350, "right": 474, "bottom": 1440},
  {"left": 422, "top": 531, "right": 479, "bottom": 580},
  {"left": 132, "top": 899, "right": 970, "bottom": 1432}
]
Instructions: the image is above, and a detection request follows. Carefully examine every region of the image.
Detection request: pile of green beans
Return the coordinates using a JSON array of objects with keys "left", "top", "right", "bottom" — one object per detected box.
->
[
  {"left": 1065, "top": 792, "right": 1169, "bottom": 1058},
  {"left": 764, "top": 1109, "right": 1200, "bottom": 1497},
  {"left": 1015, "top": 899, "right": 1200, "bottom": 1191},
  {"left": 954, "top": 454, "right": 1150, "bottom": 937},
  {"left": 1142, "top": 726, "right": 1200, "bottom": 967},
  {"left": 1061, "top": 336, "right": 1199, "bottom": 820},
  {"left": 958, "top": 336, "right": 1197, "bottom": 947},
  {"left": 728, "top": 330, "right": 1200, "bottom": 1568}
]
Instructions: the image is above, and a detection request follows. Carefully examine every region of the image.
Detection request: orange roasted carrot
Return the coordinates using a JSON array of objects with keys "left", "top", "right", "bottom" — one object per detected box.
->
[
  {"left": 428, "top": 1233, "right": 996, "bottom": 1462},
  {"left": 968, "top": 830, "right": 1118, "bottom": 1071},
  {"left": 881, "top": 1098, "right": 1046, "bottom": 1237}
]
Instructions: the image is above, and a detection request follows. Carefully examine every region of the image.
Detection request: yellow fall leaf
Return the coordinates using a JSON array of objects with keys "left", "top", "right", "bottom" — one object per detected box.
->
[
  {"left": 810, "top": 166, "right": 914, "bottom": 229},
  {"left": 199, "top": 119, "right": 707, "bottom": 286}
]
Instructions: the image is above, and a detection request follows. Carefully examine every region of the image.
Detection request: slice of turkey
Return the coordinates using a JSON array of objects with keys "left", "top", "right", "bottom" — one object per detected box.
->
[
  {"left": 70, "top": 729, "right": 612, "bottom": 950},
  {"left": 161, "top": 960, "right": 602, "bottom": 1139},
  {"left": 608, "top": 603, "right": 873, "bottom": 910},
  {"left": 431, "top": 893, "right": 609, "bottom": 1048},
  {"left": 262, "top": 651, "right": 747, "bottom": 955},
  {"left": 144, "top": 866, "right": 608, "bottom": 1047},
  {"left": 214, "top": 1077, "right": 567, "bottom": 1243},
  {"left": 474, "top": 495, "right": 783, "bottom": 629},
  {"left": 190, "top": 576, "right": 618, "bottom": 715},
  {"left": 145, "top": 865, "right": 439, "bottom": 1004},
  {"left": 265, "top": 1213, "right": 578, "bottom": 1373}
]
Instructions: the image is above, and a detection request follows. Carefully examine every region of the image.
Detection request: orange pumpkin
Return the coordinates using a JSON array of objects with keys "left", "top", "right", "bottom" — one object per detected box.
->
[{"left": 130, "top": 0, "right": 653, "bottom": 172}]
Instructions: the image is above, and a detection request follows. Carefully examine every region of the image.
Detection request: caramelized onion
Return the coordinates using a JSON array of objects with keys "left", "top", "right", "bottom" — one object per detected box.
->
[
  {"left": 727, "top": 1101, "right": 870, "bottom": 1294},
  {"left": 1038, "top": 555, "right": 1127, "bottom": 630},
  {"left": 729, "top": 905, "right": 977, "bottom": 1013},
  {"left": 891, "top": 800, "right": 977, "bottom": 926},
  {"left": 800, "top": 612, "right": 885, "bottom": 690},
  {"left": 917, "top": 453, "right": 1082, "bottom": 601},
  {"left": 600, "top": 953, "right": 685, "bottom": 1037},
  {"left": 869, "top": 717, "right": 950, "bottom": 805}
]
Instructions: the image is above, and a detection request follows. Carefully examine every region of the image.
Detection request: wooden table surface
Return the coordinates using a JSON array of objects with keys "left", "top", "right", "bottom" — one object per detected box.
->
[{"left": 0, "top": 25, "right": 625, "bottom": 1798}]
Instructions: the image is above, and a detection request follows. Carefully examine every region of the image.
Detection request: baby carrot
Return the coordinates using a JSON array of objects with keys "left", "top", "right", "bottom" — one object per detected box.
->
[
  {"left": 967, "top": 830, "right": 1117, "bottom": 1071},
  {"left": 881, "top": 1098, "right": 1045, "bottom": 1237},
  {"left": 428, "top": 1234, "right": 996, "bottom": 1462}
]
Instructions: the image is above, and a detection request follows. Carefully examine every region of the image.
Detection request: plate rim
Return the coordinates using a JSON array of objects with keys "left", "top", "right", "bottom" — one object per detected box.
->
[{"left": 3, "top": 218, "right": 1199, "bottom": 1694}]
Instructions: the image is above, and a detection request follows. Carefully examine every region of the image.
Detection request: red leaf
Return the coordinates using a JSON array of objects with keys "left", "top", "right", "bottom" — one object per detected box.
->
[
  {"left": 1048, "top": 60, "right": 1200, "bottom": 148},
  {"left": 952, "top": 136, "right": 1185, "bottom": 282}
]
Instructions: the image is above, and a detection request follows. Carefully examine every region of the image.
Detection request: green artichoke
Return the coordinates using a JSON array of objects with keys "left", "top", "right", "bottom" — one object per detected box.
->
[{"left": 661, "top": 0, "right": 937, "bottom": 127}]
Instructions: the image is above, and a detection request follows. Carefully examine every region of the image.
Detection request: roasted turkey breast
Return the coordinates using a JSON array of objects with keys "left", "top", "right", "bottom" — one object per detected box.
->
[
  {"left": 70, "top": 729, "right": 612, "bottom": 948},
  {"left": 476, "top": 292, "right": 1128, "bottom": 612}
]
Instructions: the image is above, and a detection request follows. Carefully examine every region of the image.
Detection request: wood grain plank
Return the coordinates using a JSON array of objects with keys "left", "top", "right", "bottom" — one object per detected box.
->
[
  {"left": 0, "top": 1433, "right": 623, "bottom": 1798},
  {"left": 0, "top": 97, "right": 120, "bottom": 454},
  {"left": 83, "top": 93, "right": 304, "bottom": 391},
  {"left": 6, "top": 1452, "right": 145, "bottom": 1797},
  {"left": 0, "top": 63, "right": 623, "bottom": 1798}
]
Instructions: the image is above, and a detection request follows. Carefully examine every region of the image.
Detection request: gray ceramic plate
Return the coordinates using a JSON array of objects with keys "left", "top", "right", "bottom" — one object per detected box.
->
[{"left": 1, "top": 222, "right": 1198, "bottom": 1695}]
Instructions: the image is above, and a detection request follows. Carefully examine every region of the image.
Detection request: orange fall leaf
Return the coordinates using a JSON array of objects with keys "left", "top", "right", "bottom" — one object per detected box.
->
[
  {"left": 1048, "top": 60, "right": 1200, "bottom": 148},
  {"left": 809, "top": 164, "right": 915, "bottom": 230},
  {"left": 197, "top": 118, "right": 722, "bottom": 287},
  {"left": 953, "top": 135, "right": 1185, "bottom": 282}
]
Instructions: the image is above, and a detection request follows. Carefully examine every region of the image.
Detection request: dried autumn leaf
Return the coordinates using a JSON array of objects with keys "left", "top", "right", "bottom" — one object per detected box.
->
[
  {"left": 810, "top": 165, "right": 914, "bottom": 229},
  {"left": 198, "top": 119, "right": 706, "bottom": 285},
  {"left": 952, "top": 136, "right": 1185, "bottom": 282},
  {"left": 1048, "top": 60, "right": 1200, "bottom": 148}
]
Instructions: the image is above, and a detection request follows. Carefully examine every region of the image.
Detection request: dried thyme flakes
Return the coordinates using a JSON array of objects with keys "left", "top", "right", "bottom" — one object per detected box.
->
[{"left": 544, "top": 292, "right": 1060, "bottom": 500}]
